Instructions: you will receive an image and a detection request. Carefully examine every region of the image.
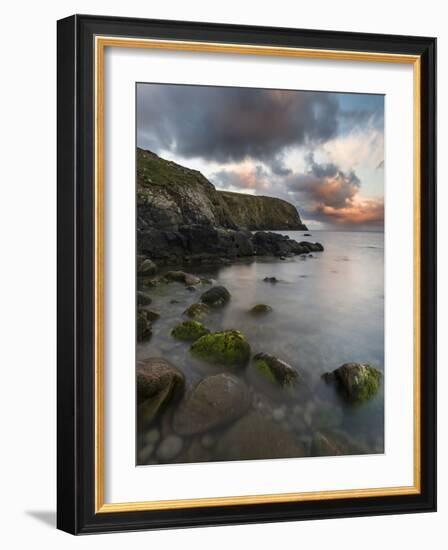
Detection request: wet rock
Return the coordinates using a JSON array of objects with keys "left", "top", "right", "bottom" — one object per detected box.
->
[
  {"left": 304, "top": 233, "right": 312, "bottom": 236},
  {"left": 312, "top": 430, "right": 367, "bottom": 456},
  {"left": 249, "top": 304, "right": 273, "bottom": 315},
  {"left": 139, "top": 443, "right": 155, "bottom": 463},
  {"left": 137, "top": 256, "right": 157, "bottom": 276},
  {"left": 215, "top": 410, "right": 306, "bottom": 460},
  {"left": 137, "top": 291, "right": 152, "bottom": 306},
  {"left": 186, "top": 285, "right": 196, "bottom": 292},
  {"left": 190, "top": 330, "right": 251, "bottom": 368},
  {"left": 272, "top": 407, "right": 286, "bottom": 422},
  {"left": 200, "top": 285, "right": 231, "bottom": 307},
  {"left": 173, "top": 374, "right": 251, "bottom": 435},
  {"left": 299, "top": 241, "right": 324, "bottom": 252},
  {"left": 252, "top": 353, "right": 300, "bottom": 387},
  {"left": 323, "top": 363, "right": 381, "bottom": 402},
  {"left": 201, "top": 434, "right": 216, "bottom": 449},
  {"left": 156, "top": 435, "right": 184, "bottom": 461},
  {"left": 183, "top": 302, "right": 210, "bottom": 320},
  {"left": 263, "top": 276, "right": 278, "bottom": 283},
  {"left": 141, "top": 309, "right": 160, "bottom": 322},
  {"left": 165, "top": 270, "right": 201, "bottom": 286},
  {"left": 171, "top": 320, "right": 210, "bottom": 342},
  {"left": 137, "top": 358, "right": 185, "bottom": 425},
  {"left": 144, "top": 428, "right": 160, "bottom": 445},
  {"left": 137, "top": 309, "right": 152, "bottom": 342}
]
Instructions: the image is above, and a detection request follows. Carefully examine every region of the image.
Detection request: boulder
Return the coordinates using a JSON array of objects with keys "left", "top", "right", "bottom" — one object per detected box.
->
[
  {"left": 156, "top": 435, "right": 184, "bottom": 462},
  {"left": 172, "top": 374, "right": 251, "bottom": 435},
  {"left": 323, "top": 362, "right": 381, "bottom": 402},
  {"left": 252, "top": 353, "right": 300, "bottom": 387},
  {"left": 137, "top": 291, "right": 152, "bottom": 306},
  {"left": 263, "top": 277, "right": 278, "bottom": 283},
  {"left": 165, "top": 270, "right": 201, "bottom": 286},
  {"left": 137, "top": 256, "right": 157, "bottom": 276},
  {"left": 190, "top": 330, "right": 251, "bottom": 368},
  {"left": 137, "top": 358, "right": 185, "bottom": 425},
  {"left": 171, "top": 320, "right": 210, "bottom": 342},
  {"left": 215, "top": 410, "right": 306, "bottom": 460},
  {"left": 183, "top": 302, "right": 210, "bottom": 320},
  {"left": 200, "top": 286, "right": 231, "bottom": 307}
]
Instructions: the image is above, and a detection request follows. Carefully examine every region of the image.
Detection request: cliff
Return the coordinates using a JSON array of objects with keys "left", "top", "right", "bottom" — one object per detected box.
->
[
  {"left": 137, "top": 148, "right": 306, "bottom": 231},
  {"left": 219, "top": 191, "right": 307, "bottom": 231}
]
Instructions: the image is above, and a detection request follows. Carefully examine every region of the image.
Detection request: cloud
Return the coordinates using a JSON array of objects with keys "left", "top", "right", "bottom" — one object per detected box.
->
[
  {"left": 285, "top": 153, "right": 383, "bottom": 228},
  {"left": 137, "top": 85, "right": 340, "bottom": 167},
  {"left": 211, "top": 164, "right": 271, "bottom": 193}
]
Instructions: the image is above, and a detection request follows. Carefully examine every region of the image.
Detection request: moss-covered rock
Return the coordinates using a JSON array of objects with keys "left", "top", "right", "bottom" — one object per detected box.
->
[
  {"left": 323, "top": 362, "right": 381, "bottom": 402},
  {"left": 137, "top": 291, "right": 152, "bottom": 306},
  {"left": 171, "top": 320, "right": 210, "bottom": 342},
  {"left": 200, "top": 285, "right": 231, "bottom": 307},
  {"left": 253, "top": 353, "right": 299, "bottom": 387},
  {"left": 190, "top": 330, "right": 250, "bottom": 368},
  {"left": 183, "top": 302, "right": 210, "bottom": 320},
  {"left": 137, "top": 309, "right": 152, "bottom": 342},
  {"left": 249, "top": 304, "right": 272, "bottom": 315}
]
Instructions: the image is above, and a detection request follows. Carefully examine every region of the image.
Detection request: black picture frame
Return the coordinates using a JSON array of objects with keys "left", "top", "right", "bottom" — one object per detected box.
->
[{"left": 57, "top": 14, "right": 436, "bottom": 535}]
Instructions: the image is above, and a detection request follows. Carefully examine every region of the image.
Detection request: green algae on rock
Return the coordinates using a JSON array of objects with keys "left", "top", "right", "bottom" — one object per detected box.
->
[
  {"left": 190, "top": 330, "right": 250, "bottom": 368},
  {"left": 183, "top": 302, "right": 210, "bottom": 320},
  {"left": 253, "top": 352, "right": 299, "bottom": 387},
  {"left": 171, "top": 320, "right": 210, "bottom": 342},
  {"left": 323, "top": 362, "right": 381, "bottom": 402}
]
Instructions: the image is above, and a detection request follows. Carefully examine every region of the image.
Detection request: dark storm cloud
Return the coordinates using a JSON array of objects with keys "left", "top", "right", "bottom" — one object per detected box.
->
[{"left": 137, "top": 84, "right": 340, "bottom": 165}]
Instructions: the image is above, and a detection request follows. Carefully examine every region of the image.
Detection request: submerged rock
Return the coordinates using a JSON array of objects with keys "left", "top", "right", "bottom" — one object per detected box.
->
[
  {"left": 183, "top": 302, "right": 210, "bottom": 320},
  {"left": 215, "top": 410, "right": 306, "bottom": 460},
  {"left": 263, "top": 276, "right": 278, "bottom": 283},
  {"left": 249, "top": 304, "right": 273, "bottom": 315},
  {"left": 156, "top": 435, "right": 184, "bottom": 461},
  {"left": 252, "top": 353, "right": 300, "bottom": 387},
  {"left": 137, "top": 358, "right": 185, "bottom": 425},
  {"left": 190, "top": 330, "right": 251, "bottom": 368},
  {"left": 173, "top": 373, "right": 251, "bottom": 435},
  {"left": 312, "top": 429, "right": 367, "bottom": 456},
  {"left": 200, "top": 285, "right": 231, "bottom": 307},
  {"left": 171, "top": 320, "right": 209, "bottom": 342},
  {"left": 323, "top": 362, "right": 381, "bottom": 402},
  {"left": 137, "top": 309, "right": 153, "bottom": 342}
]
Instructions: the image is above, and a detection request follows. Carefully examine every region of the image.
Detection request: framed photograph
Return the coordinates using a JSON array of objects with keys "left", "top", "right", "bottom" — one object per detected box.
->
[{"left": 57, "top": 14, "right": 436, "bottom": 534}]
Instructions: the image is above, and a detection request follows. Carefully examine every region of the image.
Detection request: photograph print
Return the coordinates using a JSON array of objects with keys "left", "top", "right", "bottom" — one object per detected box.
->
[{"left": 135, "top": 83, "right": 385, "bottom": 466}]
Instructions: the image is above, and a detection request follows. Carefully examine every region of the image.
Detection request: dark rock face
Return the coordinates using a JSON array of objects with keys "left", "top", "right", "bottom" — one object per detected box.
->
[
  {"left": 136, "top": 149, "right": 320, "bottom": 264},
  {"left": 172, "top": 374, "right": 251, "bottom": 436}
]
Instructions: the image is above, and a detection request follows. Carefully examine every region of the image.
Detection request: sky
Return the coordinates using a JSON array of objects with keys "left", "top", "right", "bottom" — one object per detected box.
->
[{"left": 136, "top": 83, "right": 384, "bottom": 231}]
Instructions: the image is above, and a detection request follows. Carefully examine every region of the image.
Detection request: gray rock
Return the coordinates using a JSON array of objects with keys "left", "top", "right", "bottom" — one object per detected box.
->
[
  {"left": 137, "top": 291, "right": 152, "bottom": 306},
  {"left": 144, "top": 428, "right": 160, "bottom": 445},
  {"left": 173, "top": 373, "right": 251, "bottom": 436},
  {"left": 272, "top": 407, "right": 286, "bottom": 422},
  {"left": 139, "top": 443, "right": 155, "bottom": 463},
  {"left": 156, "top": 435, "right": 184, "bottom": 461}
]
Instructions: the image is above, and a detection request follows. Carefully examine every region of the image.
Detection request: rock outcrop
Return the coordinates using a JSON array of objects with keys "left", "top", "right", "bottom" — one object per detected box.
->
[{"left": 136, "top": 148, "right": 319, "bottom": 264}]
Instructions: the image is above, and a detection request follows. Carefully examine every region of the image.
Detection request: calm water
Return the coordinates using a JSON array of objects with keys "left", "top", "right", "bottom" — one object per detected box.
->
[{"left": 137, "top": 230, "right": 384, "bottom": 460}]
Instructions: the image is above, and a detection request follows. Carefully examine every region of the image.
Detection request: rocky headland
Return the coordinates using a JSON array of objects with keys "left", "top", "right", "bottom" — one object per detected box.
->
[{"left": 136, "top": 148, "right": 318, "bottom": 265}]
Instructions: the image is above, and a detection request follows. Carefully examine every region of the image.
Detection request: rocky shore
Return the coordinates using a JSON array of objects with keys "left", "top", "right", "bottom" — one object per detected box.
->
[
  {"left": 136, "top": 265, "right": 383, "bottom": 465},
  {"left": 137, "top": 148, "right": 314, "bottom": 264}
]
